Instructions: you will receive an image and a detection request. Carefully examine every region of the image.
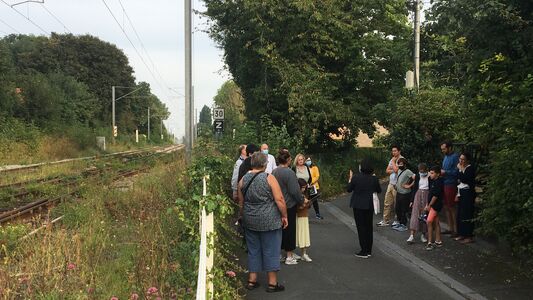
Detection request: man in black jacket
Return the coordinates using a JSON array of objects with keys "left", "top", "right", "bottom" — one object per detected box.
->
[{"left": 347, "top": 159, "right": 382, "bottom": 258}]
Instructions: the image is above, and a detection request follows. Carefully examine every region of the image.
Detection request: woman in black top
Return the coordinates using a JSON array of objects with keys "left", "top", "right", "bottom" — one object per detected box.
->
[
  {"left": 455, "top": 152, "right": 476, "bottom": 244},
  {"left": 347, "top": 159, "right": 382, "bottom": 258}
]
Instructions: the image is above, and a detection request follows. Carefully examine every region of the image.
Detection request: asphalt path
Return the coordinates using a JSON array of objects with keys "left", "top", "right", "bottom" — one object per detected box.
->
[{"left": 243, "top": 191, "right": 532, "bottom": 300}]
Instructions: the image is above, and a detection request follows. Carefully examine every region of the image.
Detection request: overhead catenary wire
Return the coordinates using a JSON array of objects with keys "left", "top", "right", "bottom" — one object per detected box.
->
[
  {"left": 116, "top": 0, "right": 173, "bottom": 98},
  {"left": 39, "top": 2, "right": 71, "bottom": 33},
  {"left": 101, "top": 0, "right": 169, "bottom": 99},
  {"left": 0, "top": 18, "right": 21, "bottom": 34},
  {"left": 0, "top": 0, "right": 49, "bottom": 35}
]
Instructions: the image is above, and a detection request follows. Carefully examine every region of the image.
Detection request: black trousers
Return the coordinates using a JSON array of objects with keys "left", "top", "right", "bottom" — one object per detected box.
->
[
  {"left": 311, "top": 190, "right": 320, "bottom": 215},
  {"left": 395, "top": 192, "right": 411, "bottom": 225},
  {"left": 457, "top": 189, "right": 475, "bottom": 237},
  {"left": 353, "top": 208, "right": 373, "bottom": 255},
  {"left": 282, "top": 205, "right": 297, "bottom": 252}
]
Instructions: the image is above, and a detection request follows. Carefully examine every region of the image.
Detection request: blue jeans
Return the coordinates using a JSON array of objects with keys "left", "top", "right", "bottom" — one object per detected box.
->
[{"left": 245, "top": 228, "right": 282, "bottom": 272}]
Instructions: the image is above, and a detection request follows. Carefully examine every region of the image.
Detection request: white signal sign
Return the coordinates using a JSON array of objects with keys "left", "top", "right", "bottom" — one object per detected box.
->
[{"left": 213, "top": 108, "right": 225, "bottom": 120}]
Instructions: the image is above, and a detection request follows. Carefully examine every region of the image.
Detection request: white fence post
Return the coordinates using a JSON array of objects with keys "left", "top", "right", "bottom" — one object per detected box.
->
[{"left": 196, "top": 175, "right": 214, "bottom": 300}]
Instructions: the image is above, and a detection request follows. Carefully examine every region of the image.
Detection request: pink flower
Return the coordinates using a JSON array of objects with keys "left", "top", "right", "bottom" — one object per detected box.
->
[
  {"left": 155, "top": 297, "right": 162, "bottom": 300},
  {"left": 147, "top": 287, "right": 158, "bottom": 295},
  {"left": 130, "top": 293, "right": 139, "bottom": 300},
  {"left": 87, "top": 287, "right": 95, "bottom": 294},
  {"left": 225, "top": 270, "right": 236, "bottom": 278},
  {"left": 67, "top": 263, "right": 76, "bottom": 270},
  {"left": 186, "top": 288, "right": 192, "bottom": 293},
  {"left": 110, "top": 297, "right": 119, "bottom": 300}
]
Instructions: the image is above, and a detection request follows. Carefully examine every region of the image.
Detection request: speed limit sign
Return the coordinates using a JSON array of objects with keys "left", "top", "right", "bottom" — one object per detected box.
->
[{"left": 213, "top": 108, "right": 225, "bottom": 120}]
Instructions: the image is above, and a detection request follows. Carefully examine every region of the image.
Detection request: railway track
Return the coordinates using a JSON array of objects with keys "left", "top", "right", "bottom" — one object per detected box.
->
[{"left": 0, "top": 145, "right": 183, "bottom": 225}]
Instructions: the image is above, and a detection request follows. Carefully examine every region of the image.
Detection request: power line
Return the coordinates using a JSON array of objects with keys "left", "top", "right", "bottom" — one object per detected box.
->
[
  {"left": 39, "top": 2, "right": 71, "bottom": 33},
  {"left": 101, "top": 0, "right": 169, "bottom": 99},
  {"left": 116, "top": 0, "right": 173, "bottom": 97},
  {"left": 0, "top": 0, "right": 49, "bottom": 34},
  {"left": 0, "top": 18, "right": 21, "bottom": 34}
]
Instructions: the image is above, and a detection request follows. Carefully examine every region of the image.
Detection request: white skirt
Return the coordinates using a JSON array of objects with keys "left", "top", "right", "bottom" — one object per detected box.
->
[{"left": 296, "top": 217, "right": 311, "bottom": 248}]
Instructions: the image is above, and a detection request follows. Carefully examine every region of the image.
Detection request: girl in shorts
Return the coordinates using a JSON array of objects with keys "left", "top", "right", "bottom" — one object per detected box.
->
[{"left": 425, "top": 166, "right": 444, "bottom": 251}]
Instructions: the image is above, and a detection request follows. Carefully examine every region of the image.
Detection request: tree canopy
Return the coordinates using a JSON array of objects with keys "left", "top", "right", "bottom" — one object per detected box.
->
[
  {"left": 203, "top": 0, "right": 411, "bottom": 149},
  {"left": 0, "top": 33, "right": 169, "bottom": 137}
]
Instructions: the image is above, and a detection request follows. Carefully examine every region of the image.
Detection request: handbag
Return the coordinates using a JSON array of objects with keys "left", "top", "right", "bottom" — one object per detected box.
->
[{"left": 373, "top": 192, "right": 380, "bottom": 215}]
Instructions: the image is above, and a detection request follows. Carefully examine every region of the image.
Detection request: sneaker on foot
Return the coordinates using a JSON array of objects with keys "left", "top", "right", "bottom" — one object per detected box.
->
[
  {"left": 391, "top": 221, "right": 400, "bottom": 226},
  {"left": 279, "top": 255, "right": 286, "bottom": 263},
  {"left": 407, "top": 235, "right": 415, "bottom": 244},
  {"left": 315, "top": 214, "right": 324, "bottom": 220},
  {"left": 354, "top": 251, "right": 369, "bottom": 259},
  {"left": 285, "top": 257, "right": 298, "bottom": 265},
  {"left": 435, "top": 241, "right": 443, "bottom": 247},
  {"left": 420, "top": 234, "right": 428, "bottom": 243},
  {"left": 425, "top": 243, "right": 434, "bottom": 251},
  {"left": 292, "top": 253, "right": 302, "bottom": 260},
  {"left": 302, "top": 254, "right": 313, "bottom": 262},
  {"left": 376, "top": 220, "right": 389, "bottom": 226}
]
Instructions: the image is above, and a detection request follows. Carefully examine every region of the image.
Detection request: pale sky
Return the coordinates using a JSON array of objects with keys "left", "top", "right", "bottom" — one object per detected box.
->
[{"left": 0, "top": 0, "right": 228, "bottom": 139}]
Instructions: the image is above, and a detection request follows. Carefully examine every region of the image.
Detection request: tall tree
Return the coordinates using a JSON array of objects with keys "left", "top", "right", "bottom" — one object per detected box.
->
[
  {"left": 203, "top": 0, "right": 411, "bottom": 149},
  {"left": 422, "top": 0, "right": 533, "bottom": 254},
  {"left": 212, "top": 81, "right": 245, "bottom": 131},
  {"left": 199, "top": 105, "right": 212, "bottom": 125}
]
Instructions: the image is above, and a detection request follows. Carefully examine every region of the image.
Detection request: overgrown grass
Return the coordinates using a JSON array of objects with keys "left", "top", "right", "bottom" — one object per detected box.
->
[
  {"left": 311, "top": 147, "right": 390, "bottom": 199},
  {"left": 0, "top": 150, "right": 242, "bottom": 299}
]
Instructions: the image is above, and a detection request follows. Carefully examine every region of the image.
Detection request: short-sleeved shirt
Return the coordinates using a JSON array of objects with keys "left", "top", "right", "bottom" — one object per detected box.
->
[
  {"left": 428, "top": 177, "right": 444, "bottom": 212},
  {"left": 388, "top": 155, "right": 405, "bottom": 185},
  {"left": 241, "top": 172, "right": 282, "bottom": 231},
  {"left": 396, "top": 169, "right": 414, "bottom": 194}
]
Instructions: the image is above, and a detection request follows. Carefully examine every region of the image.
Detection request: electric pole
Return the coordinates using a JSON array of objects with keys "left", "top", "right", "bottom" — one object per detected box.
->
[
  {"left": 112, "top": 86, "right": 116, "bottom": 144},
  {"left": 147, "top": 107, "right": 151, "bottom": 141},
  {"left": 414, "top": 0, "right": 421, "bottom": 92},
  {"left": 185, "top": 0, "right": 192, "bottom": 160}
]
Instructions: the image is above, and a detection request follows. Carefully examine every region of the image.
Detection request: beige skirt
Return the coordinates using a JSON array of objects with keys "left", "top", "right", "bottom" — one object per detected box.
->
[{"left": 296, "top": 217, "right": 310, "bottom": 248}]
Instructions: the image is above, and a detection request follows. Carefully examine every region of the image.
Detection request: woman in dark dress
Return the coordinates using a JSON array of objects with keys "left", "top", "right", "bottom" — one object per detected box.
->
[
  {"left": 347, "top": 159, "right": 382, "bottom": 258},
  {"left": 455, "top": 152, "right": 476, "bottom": 244}
]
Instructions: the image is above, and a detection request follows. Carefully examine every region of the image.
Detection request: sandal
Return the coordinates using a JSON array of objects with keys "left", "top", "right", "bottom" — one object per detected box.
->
[
  {"left": 246, "top": 281, "right": 260, "bottom": 290},
  {"left": 266, "top": 283, "right": 285, "bottom": 293},
  {"left": 434, "top": 241, "right": 443, "bottom": 247}
]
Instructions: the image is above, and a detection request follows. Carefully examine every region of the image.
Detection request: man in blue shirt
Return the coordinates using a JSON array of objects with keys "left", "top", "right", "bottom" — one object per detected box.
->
[{"left": 440, "top": 141, "right": 460, "bottom": 236}]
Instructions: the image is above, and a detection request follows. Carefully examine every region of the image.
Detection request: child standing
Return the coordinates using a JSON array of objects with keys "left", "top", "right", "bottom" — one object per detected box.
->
[
  {"left": 425, "top": 166, "right": 444, "bottom": 251},
  {"left": 296, "top": 178, "right": 312, "bottom": 262},
  {"left": 403, "top": 163, "right": 430, "bottom": 244}
]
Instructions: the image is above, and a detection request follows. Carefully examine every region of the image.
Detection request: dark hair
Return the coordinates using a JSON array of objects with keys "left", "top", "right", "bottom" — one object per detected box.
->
[
  {"left": 430, "top": 165, "right": 441, "bottom": 173},
  {"left": 246, "top": 143, "right": 259, "bottom": 156},
  {"left": 297, "top": 178, "right": 307, "bottom": 188},
  {"left": 441, "top": 140, "right": 453, "bottom": 148},
  {"left": 461, "top": 152, "right": 472, "bottom": 163},
  {"left": 391, "top": 145, "right": 401, "bottom": 151},
  {"left": 417, "top": 163, "right": 428, "bottom": 171},
  {"left": 360, "top": 158, "right": 374, "bottom": 174},
  {"left": 277, "top": 149, "right": 291, "bottom": 165},
  {"left": 397, "top": 157, "right": 408, "bottom": 165}
]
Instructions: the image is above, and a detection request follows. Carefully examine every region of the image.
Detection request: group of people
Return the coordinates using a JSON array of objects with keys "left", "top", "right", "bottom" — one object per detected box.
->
[
  {"left": 231, "top": 144, "right": 323, "bottom": 293},
  {"left": 232, "top": 141, "right": 477, "bottom": 293},
  {"left": 371, "top": 142, "right": 476, "bottom": 254}
]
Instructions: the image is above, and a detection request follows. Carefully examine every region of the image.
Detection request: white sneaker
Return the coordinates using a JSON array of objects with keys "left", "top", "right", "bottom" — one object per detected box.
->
[
  {"left": 420, "top": 234, "right": 428, "bottom": 243},
  {"left": 292, "top": 253, "right": 302, "bottom": 261},
  {"left": 302, "top": 254, "right": 313, "bottom": 262},
  {"left": 391, "top": 221, "right": 400, "bottom": 226},
  {"left": 285, "top": 257, "right": 298, "bottom": 265},
  {"left": 407, "top": 235, "right": 415, "bottom": 244},
  {"left": 280, "top": 255, "right": 286, "bottom": 262},
  {"left": 376, "top": 220, "right": 390, "bottom": 227}
]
